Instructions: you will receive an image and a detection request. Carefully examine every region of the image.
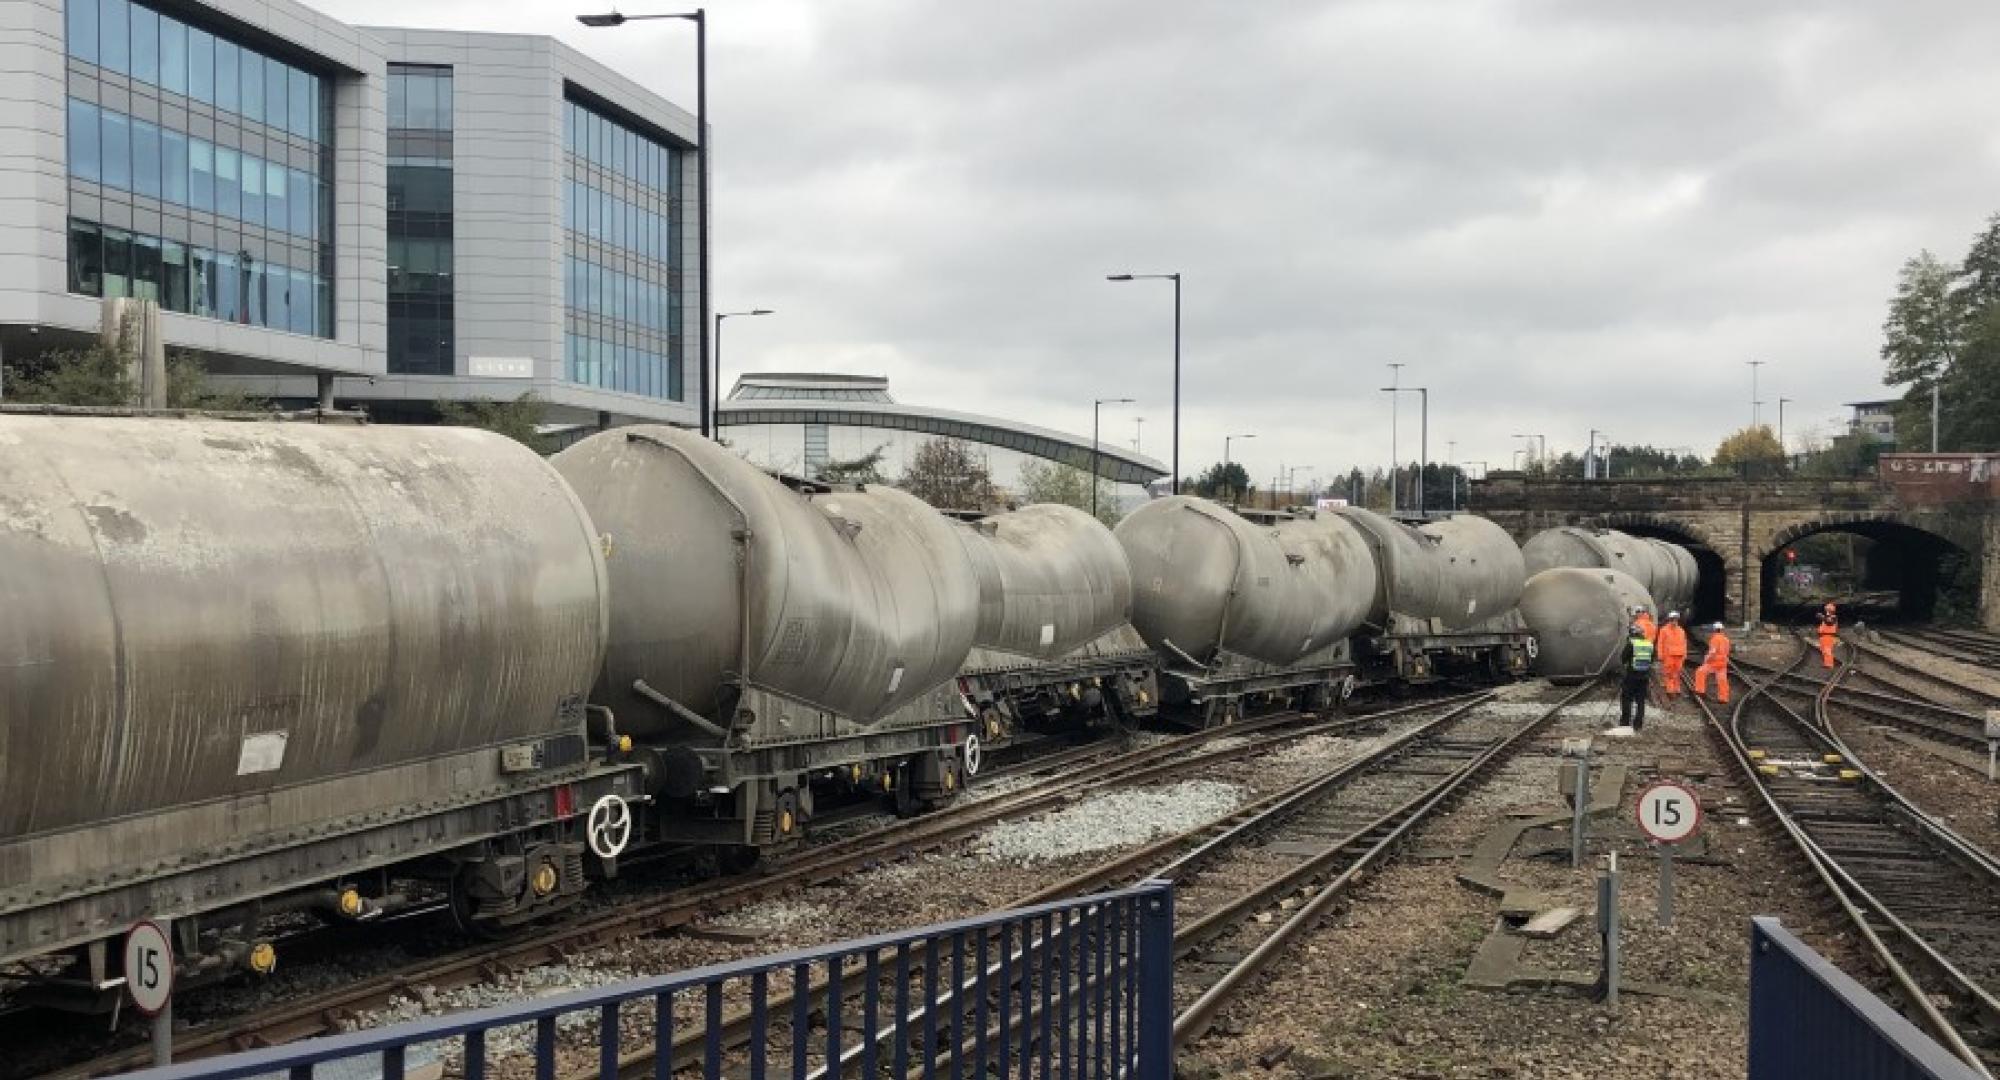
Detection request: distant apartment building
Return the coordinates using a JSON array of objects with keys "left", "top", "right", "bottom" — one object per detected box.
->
[{"left": 1846, "top": 399, "right": 1898, "bottom": 445}]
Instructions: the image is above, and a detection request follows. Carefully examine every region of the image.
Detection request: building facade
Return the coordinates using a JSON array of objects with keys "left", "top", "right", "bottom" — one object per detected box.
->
[
  {"left": 1846, "top": 399, "right": 1899, "bottom": 446},
  {"left": 719, "top": 373, "right": 1169, "bottom": 512},
  {"left": 1, "top": 0, "right": 700, "bottom": 427}
]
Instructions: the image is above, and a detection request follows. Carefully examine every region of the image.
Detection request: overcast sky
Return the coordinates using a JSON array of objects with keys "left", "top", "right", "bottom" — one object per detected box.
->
[{"left": 323, "top": 0, "right": 2000, "bottom": 487}]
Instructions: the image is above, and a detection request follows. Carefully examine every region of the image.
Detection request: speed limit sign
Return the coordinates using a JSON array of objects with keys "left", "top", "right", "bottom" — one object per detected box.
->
[
  {"left": 123, "top": 920, "right": 174, "bottom": 1016},
  {"left": 1636, "top": 782, "right": 1702, "bottom": 844}
]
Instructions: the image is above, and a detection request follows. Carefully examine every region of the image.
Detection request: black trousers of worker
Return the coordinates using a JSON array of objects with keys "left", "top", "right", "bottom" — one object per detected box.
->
[{"left": 1619, "top": 676, "right": 1649, "bottom": 730}]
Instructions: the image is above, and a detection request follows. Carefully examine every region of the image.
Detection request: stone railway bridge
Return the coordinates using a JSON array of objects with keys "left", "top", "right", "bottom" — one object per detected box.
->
[{"left": 1469, "top": 471, "right": 2000, "bottom": 630}]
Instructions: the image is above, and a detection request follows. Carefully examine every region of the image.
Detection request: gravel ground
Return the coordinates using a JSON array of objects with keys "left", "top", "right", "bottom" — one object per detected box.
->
[
  {"left": 974, "top": 780, "right": 1249, "bottom": 864},
  {"left": 1824, "top": 712, "right": 2000, "bottom": 854},
  {"left": 1180, "top": 674, "right": 1852, "bottom": 1080}
]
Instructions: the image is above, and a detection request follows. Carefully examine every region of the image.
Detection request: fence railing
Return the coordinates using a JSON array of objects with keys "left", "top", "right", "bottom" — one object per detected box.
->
[
  {"left": 135, "top": 881, "right": 1175, "bottom": 1080},
  {"left": 1748, "top": 916, "right": 1983, "bottom": 1080}
]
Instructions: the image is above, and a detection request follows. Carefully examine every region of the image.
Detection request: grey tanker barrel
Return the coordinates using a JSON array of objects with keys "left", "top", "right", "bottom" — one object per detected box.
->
[
  {"left": 1113, "top": 496, "right": 1375, "bottom": 667},
  {"left": 0, "top": 417, "right": 609, "bottom": 842},
  {"left": 957, "top": 504, "right": 1133, "bottom": 660},
  {"left": 553, "top": 426, "right": 981, "bottom": 735},
  {"left": 1522, "top": 526, "right": 1695, "bottom": 615},
  {"left": 1327, "top": 508, "right": 1526, "bottom": 629},
  {"left": 1520, "top": 567, "right": 1656, "bottom": 682}
]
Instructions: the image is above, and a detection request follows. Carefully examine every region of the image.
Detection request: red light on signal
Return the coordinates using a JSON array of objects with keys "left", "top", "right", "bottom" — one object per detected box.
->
[{"left": 1785, "top": 549, "right": 1796, "bottom": 562}]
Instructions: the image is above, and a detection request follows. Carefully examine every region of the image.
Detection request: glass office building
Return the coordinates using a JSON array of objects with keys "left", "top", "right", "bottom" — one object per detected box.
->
[
  {"left": 387, "top": 64, "right": 453, "bottom": 374},
  {"left": 562, "top": 96, "right": 684, "bottom": 402},
  {"left": 62, "top": 0, "right": 334, "bottom": 337}
]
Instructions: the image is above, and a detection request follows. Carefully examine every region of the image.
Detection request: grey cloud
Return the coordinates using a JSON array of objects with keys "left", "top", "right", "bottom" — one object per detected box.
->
[{"left": 315, "top": 0, "right": 2000, "bottom": 482}]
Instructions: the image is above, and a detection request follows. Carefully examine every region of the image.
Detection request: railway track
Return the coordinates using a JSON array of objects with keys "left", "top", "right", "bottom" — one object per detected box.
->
[
  {"left": 1888, "top": 627, "right": 2000, "bottom": 669},
  {"left": 600, "top": 684, "right": 1596, "bottom": 1080},
  {"left": 1847, "top": 633, "right": 2000, "bottom": 713},
  {"left": 41, "top": 693, "right": 1484, "bottom": 1077},
  {"left": 1702, "top": 647, "right": 2000, "bottom": 1076},
  {"left": 1733, "top": 654, "right": 1989, "bottom": 751}
]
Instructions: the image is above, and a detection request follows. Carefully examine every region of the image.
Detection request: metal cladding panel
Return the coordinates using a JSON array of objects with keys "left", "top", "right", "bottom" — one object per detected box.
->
[
  {"left": 1325, "top": 507, "right": 1455, "bottom": 627},
  {"left": 553, "top": 427, "right": 981, "bottom": 734},
  {"left": 0, "top": 416, "right": 609, "bottom": 841},
  {"left": 1114, "top": 497, "right": 1374, "bottom": 667},
  {"left": 1519, "top": 567, "right": 1654, "bottom": 680},
  {"left": 958, "top": 504, "right": 1133, "bottom": 660}
]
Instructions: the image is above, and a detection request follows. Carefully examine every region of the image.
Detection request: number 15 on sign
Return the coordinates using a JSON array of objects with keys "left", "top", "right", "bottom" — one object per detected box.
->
[{"left": 1636, "top": 782, "right": 1701, "bottom": 926}]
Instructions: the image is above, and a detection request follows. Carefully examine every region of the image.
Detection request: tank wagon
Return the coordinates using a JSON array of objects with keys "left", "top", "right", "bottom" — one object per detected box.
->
[
  {"left": 1522, "top": 526, "right": 1698, "bottom": 617},
  {"left": 953, "top": 505, "right": 1160, "bottom": 744},
  {"left": 551, "top": 427, "right": 981, "bottom": 843},
  {"left": 1519, "top": 567, "right": 1656, "bottom": 682},
  {"left": 0, "top": 416, "right": 641, "bottom": 1008},
  {"left": 1114, "top": 498, "right": 1533, "bottom": 725}
]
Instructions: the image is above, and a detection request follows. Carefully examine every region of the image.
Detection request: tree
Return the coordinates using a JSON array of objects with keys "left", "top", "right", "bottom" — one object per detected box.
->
[
  {"left": 1189, "top": 462, "right": 1252, "bottom": 502},
  {"left": 1938, "top": 306, "right": 2000, "bottom": 451},
  {"left": 165, "top": 351, "right": 266, "bottom": 411},
  {"left": 817, "top": 443, "right": 890, "bottom": 485},
  {"left": 896, "top": 437, "right": 999, "bottom": 511},
  {"left": 1881, "top": 250, "right": 1958, "bottom": 391},
  {"left": 438, "top": 393, "right": 551, "bottom": 454},
  {"left": 2, "top": 315, "right": 141, "bottom": 406},
  {"left": 1017, "top": 459, "right": 1121, "bottom": 526},
  {"left": 1712, "top": 425, "right": 1784, "bottom": 469}
]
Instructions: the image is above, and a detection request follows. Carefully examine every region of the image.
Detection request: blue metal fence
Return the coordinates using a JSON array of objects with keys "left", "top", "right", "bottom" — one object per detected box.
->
[
  {"left": 136, "top": 881, "right": 1175, "bottom": 1080},
  {"left": 1748, "top": 917, "right": 1983, "bottom": 1080}
]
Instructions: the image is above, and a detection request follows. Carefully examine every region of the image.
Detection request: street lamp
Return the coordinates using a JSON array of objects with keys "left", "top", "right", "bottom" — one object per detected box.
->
[
  {"left": 1223, "top": 433, "right": 1255, "bottom": 504},
  {"left": 1383, "top": 386, "right": 1428, "bottom": 514},
  {"left": 713, "top": 308, "right": 773, "bottom": 426},
  {"left": 1385, "top": 363, "right": 1405, "bottom": 511},
  {"left": 579, "top": 8, "right": 711, "bottom": 437},
  {"left": 1778, "top": 397, "right": 1792, "bottom": 460},
  {"left": 1106, "top": 273, "right": 1182, "bottom": 493},
  {"left": 1092, "top": 397, "right": 1135, "bottom": 518},
  {"left": 1747, "top": 360, "right": 1765, "bottom": 430},
  {"left": 1512, "top": 433, "right": 1545, "bottom": 471},
  {"left": 1458, "top": 460, "right": 1489, "bottom": 511}
]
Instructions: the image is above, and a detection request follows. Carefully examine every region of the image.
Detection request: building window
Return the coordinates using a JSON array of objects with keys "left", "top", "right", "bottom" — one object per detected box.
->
[
  {"left": 387, "top": 64, "right": 454, "bottom": 375},
  {"left": 61, "top": 0, "right": 336, "bottom": 337},
  {"left": 561, "top": 94, "right": 685, "bottom": 402}
]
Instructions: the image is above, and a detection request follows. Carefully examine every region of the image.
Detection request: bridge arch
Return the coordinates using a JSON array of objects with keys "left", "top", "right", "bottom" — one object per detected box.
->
[
  {"left": 1758, "top": 512, "right": 1968, "bottom": 623},
  {"left": 1574, "top": 512, "right": 1731, "bottom": 624}
]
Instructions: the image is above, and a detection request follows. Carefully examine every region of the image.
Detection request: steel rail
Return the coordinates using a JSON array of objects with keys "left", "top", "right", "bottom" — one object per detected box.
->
[
  {"left": 51, "top": 694, "right": 1481, "bottom": 1077},
  {"left": 1700, "top": 647, "right": 2000, "bottom": 1077}
]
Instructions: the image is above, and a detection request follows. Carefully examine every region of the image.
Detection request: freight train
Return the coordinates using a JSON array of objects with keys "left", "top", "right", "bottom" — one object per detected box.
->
[{"left": 0, "top": 415, "right": 1698, "bottom": 1009}]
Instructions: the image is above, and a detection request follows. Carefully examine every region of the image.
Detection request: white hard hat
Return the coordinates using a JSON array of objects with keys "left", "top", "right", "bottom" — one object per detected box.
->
[{"left": 1667, "top": 610, "right": 1680, "bottom": 619}]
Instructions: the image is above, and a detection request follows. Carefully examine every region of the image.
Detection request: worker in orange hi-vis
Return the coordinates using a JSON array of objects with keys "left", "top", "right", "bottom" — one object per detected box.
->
[
  {"left": 1694, "top": 622, "right": 1732, "bottom": 704},
  {"left": 1816, "top": 602, "right": 1839, "bottom": 669},
  {"left": 1633, "top": 606, "right": 1657, "bottom": 642},
  {"left": 1656, "top": 611, "right": 1689, "bottom": 699}
]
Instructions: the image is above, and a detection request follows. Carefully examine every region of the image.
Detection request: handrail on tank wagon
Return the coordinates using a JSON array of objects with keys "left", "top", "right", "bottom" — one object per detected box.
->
[{"left": 129, "top": 881, "right": 1178, "bottom": 1080}]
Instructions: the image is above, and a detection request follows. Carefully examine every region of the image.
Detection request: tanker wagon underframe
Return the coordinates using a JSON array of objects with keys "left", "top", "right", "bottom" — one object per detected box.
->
[
  {"left": 2, "top": 738, "right": 645, "bottom": 1012},
  {"left": 957, "top": 633, "right": 1163, "bottom": 745}
]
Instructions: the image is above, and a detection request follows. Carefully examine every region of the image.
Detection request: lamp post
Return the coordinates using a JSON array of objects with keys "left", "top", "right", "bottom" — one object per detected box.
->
[
  {"left": 1223, "top": 433, "right": 1255, "bottom": 504},
  {"left": 1587, "top": 428, "right": 1600, "bottom": 480},
  {"left": 1513, "top": 433, "right": 1545, "bottom": 472},
  {"left": 713, "top": 308, "right": 773, "bottom": 426},
  {"left": 1092, "top": 397, "right": 1135, "bottom": 518},
  {"left": 1383, "top": 386, "right": 1427, "bottom": 514},
  {"left": 1778, "top": 397, "right": 1792, "bottom": 461},
  {"left": 1747, "top": 360, "right": 1765, "bottom": 430},
  {"left": 1458, "top": 460, "right": 1489, "bottom": 512},
  {"left": 578, "top": 8, "right": 711, "bottom": 437},
  {"left": 1106, "top": 273, "right": 1181, "bottom": 493},
  {"left": 1133, "top": 415, "right": 1145, "bottom": 453},
  {"left": 1385, "top": 363, "right": 1405, "bottom": 511}
]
